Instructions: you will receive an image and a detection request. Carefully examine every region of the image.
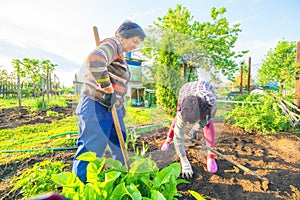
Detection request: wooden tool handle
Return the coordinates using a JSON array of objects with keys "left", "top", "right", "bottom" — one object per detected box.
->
[
  {"left": 93, "top": 26, "right": 101, "bottom": 46},
  {"left": 111, "top": 106, "right": 130, "bottom": 170}
]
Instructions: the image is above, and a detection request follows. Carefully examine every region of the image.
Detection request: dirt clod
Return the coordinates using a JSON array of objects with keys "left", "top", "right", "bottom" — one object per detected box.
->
[{"left": 262, "top": 180, "right": 269, "bottom": 192}]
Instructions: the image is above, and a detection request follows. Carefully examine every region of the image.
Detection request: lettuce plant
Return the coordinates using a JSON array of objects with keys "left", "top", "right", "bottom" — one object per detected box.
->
[{"left": 52, "top": 152, "right": 189, "bottom": 200}]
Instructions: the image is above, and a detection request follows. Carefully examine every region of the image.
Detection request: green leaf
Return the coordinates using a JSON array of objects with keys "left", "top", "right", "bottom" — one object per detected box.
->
[
  {"left": 105, "top": 171, "right": 122, "bottom": 182},
  {"left": 150, "top": 190, "right": 166, "bottom": 200},
  {"left": 83, "top": 182, "right": 105, "bottom": 200},
  {"left": 105, "top": 157, "right": 123, "bottom": 169},
  {"left": 77, "top": 152, "right": 97, "bottom": 162},
  {"left": 83, "top": 183, "right": 95, "bottom": 200},
  {"left": 110, "top": 182, "right": 130, "bottom": 200},
  {"left": 126, "top": 183, "right": 142, "bottom": 200},
  {"left": 140, "top": 176, "right": 152, "bottom": 188},
  {"left": 86, "top": 162, "right": 101, "bottom": 183},
  {"left": 161, "top": 174, "right": 177, "bottom": 199},
  {"left": 188, "top": 190, "right": 206, "bottom": 200},
  {"left": 129, "top": 157, "right": 158, "bottom": 174},
  {"left": 51, "top": 172, "right": 83, "bottom": 188},
  {"left": 153, "top": 162, "right": 181, "bottom": 188}
]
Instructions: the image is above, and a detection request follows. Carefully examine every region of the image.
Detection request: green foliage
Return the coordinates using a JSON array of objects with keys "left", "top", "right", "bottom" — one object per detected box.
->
[
  {"left": 10, "top": 160, "right": 68, "bottom": 198},
  {"left": 156, "top": 65, "right": 183, "bottom": 116},
  {"left": 258, "top": 39, "right": 296, "bottom": 90},
  {"left": 124, "top": 105, "right": 172, "bottom": 125},
  {"left": 191, "top": 7, "right": 247, "bottom": 79},
  {"left": 125, "top": 106, "right": 154, "bottom": 125},
  {"left": 225, "top": 93, "right": 290, "bottom": 134},
  {"left": 46, "top": 110, "right": 63, "bottom": 118},
  {"left": 35, "top": 97, "right": 49, "bottom": 110},
  {"left": 0, "top": 96, "right": 68, "bottom": 110},
  {"left": 52, "top": 152, "right": 189, "bottom": 200},
  {"left": 142, "top": 4, "right": 247, "bottom": 115}
]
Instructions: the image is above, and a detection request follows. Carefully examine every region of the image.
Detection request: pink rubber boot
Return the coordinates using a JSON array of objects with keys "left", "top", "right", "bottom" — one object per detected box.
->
[
  {"left": 161, "top": 119, "right": 176, "bottom": 152},
  {"left": 207, "top": 154, "right": 218, "bottom": 173},
  {"left": 161, "top": 141, "right": 170, "bottom": 151}
]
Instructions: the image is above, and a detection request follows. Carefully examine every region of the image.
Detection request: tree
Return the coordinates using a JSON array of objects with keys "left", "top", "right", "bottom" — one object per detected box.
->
[
  {"left": 142, "top": 4, "right": 247, "bottom": 115},
  {"left": 12, "top": 59, "right": 23, "bottom": 107},
  {"left": 0, "top": 66, "right": 9, "bottom": 84},
  {"left": 40, "top": 59, "right": 57, "bottom": 109},
  {"left": 11, "top": 58, "right": 58, "bottom": 110},
  {"left": 258, "top": 39, "right": 296, "bottom": 90},
  {"left": 22, "top": 58, "right": 41, "bottom": 99}
]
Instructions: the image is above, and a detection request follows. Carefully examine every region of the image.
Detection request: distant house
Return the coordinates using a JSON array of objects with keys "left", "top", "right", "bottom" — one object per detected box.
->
[{"left": 125, "top": 52, "right": 146, "bottom": 106}]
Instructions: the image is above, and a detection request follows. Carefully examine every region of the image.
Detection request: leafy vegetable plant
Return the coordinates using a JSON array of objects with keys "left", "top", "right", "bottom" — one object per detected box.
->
[
  {"left": 10, "top": 160, "right": 68, "bottom": 198},
  {"left": 52, "top": 152, "right": 189, "bottom": 199}
]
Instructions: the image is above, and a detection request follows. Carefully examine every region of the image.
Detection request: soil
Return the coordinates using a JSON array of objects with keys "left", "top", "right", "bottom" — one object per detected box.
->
[
  {"left": 0, "top": 105, "right": 74, "bottom": 130},
  {"left": 0, "top": 106, "right": 299, "bottom": 200}
]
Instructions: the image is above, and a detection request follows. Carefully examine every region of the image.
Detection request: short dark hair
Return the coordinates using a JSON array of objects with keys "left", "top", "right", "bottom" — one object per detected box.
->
[
  {"left": 181, "top": 95, "right": 212, "bottom": 123},
  {"left": 115, "top": 20, "right": 146, "bottom": 41}
]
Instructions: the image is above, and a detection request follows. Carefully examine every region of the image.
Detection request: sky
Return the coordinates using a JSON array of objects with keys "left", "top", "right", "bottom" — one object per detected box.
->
[{"left": 0, "top": 0, "right": 299, "bottom": 87}]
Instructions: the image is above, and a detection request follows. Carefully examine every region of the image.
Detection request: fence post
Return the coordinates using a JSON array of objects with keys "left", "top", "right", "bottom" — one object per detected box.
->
[
  {"left": 17, "top": 75, "right": 22, "bottom": 107},
  {"left": 247, "top": 57, "right": 251, "bottom": 92},
  {"left": 0, "top": 82, "right": 2, "bottom": 98},
  {"left": 239, "top": 61, "right": 243, "bottom": 92},
  {"left": 293, "top": 42, "right": 300, "bottom": 108}
]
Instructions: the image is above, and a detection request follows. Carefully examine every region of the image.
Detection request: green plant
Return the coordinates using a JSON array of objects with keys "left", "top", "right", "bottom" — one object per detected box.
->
[
  {"left": 46, "top": 110, "right": 63, "bottom": 118},
  {"left": 126, "top": 129, "right": 148, "bottom": 158},
  {"left": 125, "top": 106, "right": 153, "bottom": 125},
  {"left": 225, "top": 93, "right": 290, "bottom": 134},
  {"left": 37, "top": 97, "right": 49, "bottom": 110},
  {"left": 52, "top": 152, "right": 189, "bottom": 199},
  {"left": 9, "top": 160, "right": 68, "bottom": 198}
]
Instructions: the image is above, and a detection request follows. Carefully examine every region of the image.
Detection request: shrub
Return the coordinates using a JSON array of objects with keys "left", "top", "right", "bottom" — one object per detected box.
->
[
  {"left": 46, "top": 110, "right": 63, "bottom": 118},
  {"left": 225, "top": 93, "right": 290, "bottom": 134}
]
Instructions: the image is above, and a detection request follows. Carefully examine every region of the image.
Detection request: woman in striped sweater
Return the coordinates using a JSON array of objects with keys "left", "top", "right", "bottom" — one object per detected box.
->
[{"left": 72, "top": 20, "right": 146, "bottom": 183}]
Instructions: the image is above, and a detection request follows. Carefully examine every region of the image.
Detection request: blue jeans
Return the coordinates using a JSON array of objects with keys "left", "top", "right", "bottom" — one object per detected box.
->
[{"left": 72, "top": 95, "right": 126, "bottom": 183}]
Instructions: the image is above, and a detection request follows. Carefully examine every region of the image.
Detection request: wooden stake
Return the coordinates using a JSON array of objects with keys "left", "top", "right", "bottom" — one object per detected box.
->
[
  {"left": 247, "top": 57, "right": 251, "bottom": 92},
  {"left": 239, "top": 61, "right": 243, "bottom": 92}
]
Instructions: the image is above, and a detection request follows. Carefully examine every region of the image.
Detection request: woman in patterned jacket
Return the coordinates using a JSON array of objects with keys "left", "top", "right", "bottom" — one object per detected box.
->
[{"left": 160, "top": 80, "right": 218, "bottom": 179}]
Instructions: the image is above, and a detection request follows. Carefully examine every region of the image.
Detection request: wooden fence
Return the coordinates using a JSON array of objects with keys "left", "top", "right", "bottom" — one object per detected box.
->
[{"left": 0, "top": 83, "right": 59, "bottom": 98}]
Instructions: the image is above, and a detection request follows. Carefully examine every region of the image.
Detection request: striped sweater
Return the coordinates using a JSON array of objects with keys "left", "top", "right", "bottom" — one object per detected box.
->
[{"left": 80, "top": 37, "right": 130, "bottom": 109}]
